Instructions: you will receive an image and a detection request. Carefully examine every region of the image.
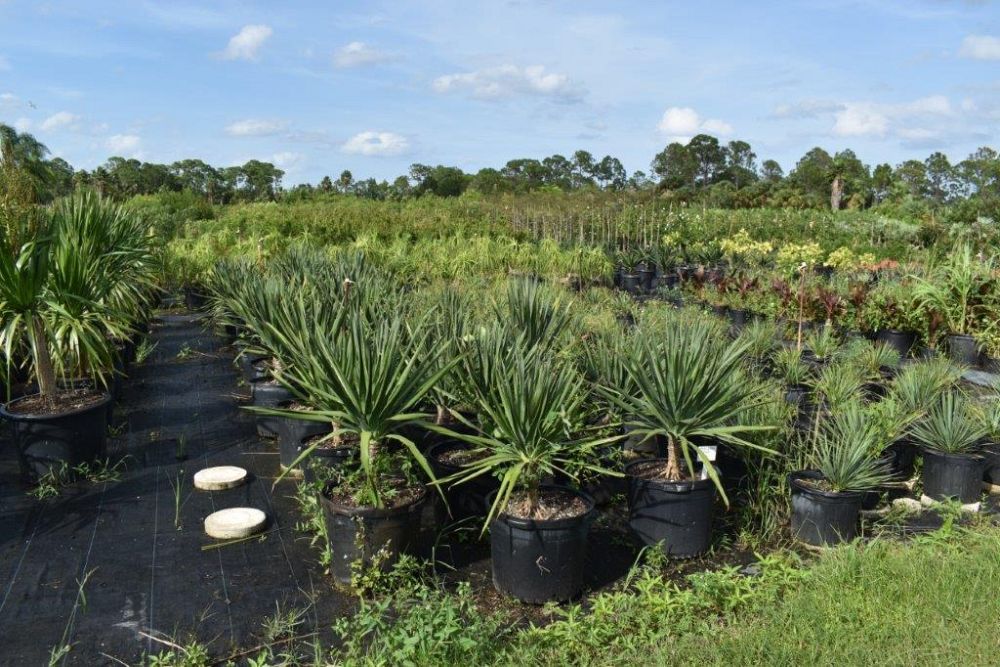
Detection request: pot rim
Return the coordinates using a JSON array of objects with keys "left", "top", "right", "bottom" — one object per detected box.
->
[
  {"left": 1, "top": 390, "right": 112, "bottom": 422},
  {"left": 489, "top": 485, "right": 595, "bottom": 530},
  {"left": 920, "top": 447, "right": 984, "bottom": 462},
  {"left": 788, "top": 470, "right": 863, "bottom": 499},
  {"left": 625, "top": 457, "right": 716, "bottom": 493},
  {"left": 321, "top": 485, "right": 426, "bottom": 518}
]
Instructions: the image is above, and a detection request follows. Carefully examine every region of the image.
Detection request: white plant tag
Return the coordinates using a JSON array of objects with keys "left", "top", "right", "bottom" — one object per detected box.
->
[{"left": 697, "top": 445, "right": 717, "bottom": 480}]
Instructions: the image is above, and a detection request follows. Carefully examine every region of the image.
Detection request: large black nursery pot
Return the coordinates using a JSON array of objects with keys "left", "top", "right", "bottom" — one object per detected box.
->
[
  {"left": 621, "top": 272, "right": 641, "bottom": 295},
  {"left": 637, "top": 263, "right": 656, "bottom": 291},
  {"left": 921, "top": 449, "right": 983, "bottom": 503},
  {"left": 302, "top": 436, "right": 356, "bottom": 484},
  {"left": 490, "top": 486, "right": 595, "bottom": 604},
  {"left": 626, "top": 459, "right": 715, "bottom": 558},
  {"left": 983, "top": 443, "right": 1000, "bottom": 487},
  {"left": 880, "top": 439, "right": 917, "bottom": 481},
  {"left": 1, "top": 392, "right": 112, "bottom": 480},
  {"left": 321, "top": 487, "right": 426, "bottom": 584},
  {"left": 428, "top": 441, "right": 500, "bottom": 521},
  {"left": 276, "top": 408, "right": 331, "bottom": 471},
  {"left": 183, "top": 286, "right": 209, "bottom": 311},
  {"left": 788, "top": 470, "right": 862, "bottom": 547},
  {"left": 250, "top": 378, "right": 293, "bottom": 439},
  {"left": 874, "top": 329, "right": 916, "bottom": 358},
  {"left": 946, "top": 334, "right": 980, "bottom": 367},
  {"left": 727, "top": 308, "right": 753, "bottom": 331}
]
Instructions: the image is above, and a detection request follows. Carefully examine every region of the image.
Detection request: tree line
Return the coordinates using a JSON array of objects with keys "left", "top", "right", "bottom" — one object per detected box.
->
[{"left": 1, "top": 123, "right": 997, "bottom": 221}]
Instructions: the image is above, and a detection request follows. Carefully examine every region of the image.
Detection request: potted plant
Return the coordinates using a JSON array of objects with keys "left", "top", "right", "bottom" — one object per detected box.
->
[
  {"left": 606, "top": 318, "right": 774, "bottom": 558},
  {"left": 263, "top": 306, "right": 458, "bottom": 584},
  {"left": 914, "top": 246, "right": 994, "bottom": 366},
  {"left": 862, "top": 281, "right": 923, "bottom": 358},
  {"left": 971, "top": 396, "right": 1000, "bottom": 490},
  {"left": 790, "top": 405, "right": 893, "bottom": 546},
  {"left": 432, "top": 335, "right": 620, "bottom": 603},
  {"left": 803, "top": 325, "right": 841, "bottom": 368},
  {"left": 0, "top": 190, "right": 139, "bottom": 479},
  {"left": 910, "top": 391, "right": 986, "bottom": 503},
  {"left": 772, "top": 347, "right": 813, "bottom": 411}
]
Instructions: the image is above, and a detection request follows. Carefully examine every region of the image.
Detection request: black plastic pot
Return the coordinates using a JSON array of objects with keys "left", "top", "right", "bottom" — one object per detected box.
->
[
  {"left": 321, "top": 488, "right": 426, "bottom": 584},
  {"left": 428, "top": 441, "right": 500, "bottom": 521},
  {"left": 183, "top": 287, "right": 209, "bottom": 311},
  {"left": 621, "top": 273, "right": 641, "bottom": 294},
  {"left": 490, "top": 486, "right": 595, "bottom": 604},
  {"left": 276, "top": 411, "right": 331, "bottom": 470},
  {"left": 880, "top": 439, "right": 917, "bottom": 480},
  {"left": 637, "top": 266, "right": 656, "bottom": 291},
  {"left": 250, "top": 379, "right": 293, "bottom": 439},
  {"left": 237, "top": 352, "right": 270, "bottom": 383},
  {"left": 946, "top": 334, "right": 980, "bottom": 367},
  {"left": 626, "top": 459, "right": 715, "bottom": 558},
  {"left": 784, "top": 383, "right": 810, "bottom": 409},
  {"left": 612, "top": 265, "right": 623, "bottom": 289},
  {"left": 727, "top": 308, "right": 752, "bottom": 331},
  {"left": 921, "top": 448, "right": 983, "bottom": 503},
  {"left": 788, "top": 471, "right": 862, "bottom": 546},
  {"left": 874, "top": 329, "right": 917, "bottom": 358},
  {"left": 302, "top": 439, "right": 356, "bottom": 484},
  {"left": 1, "top": 392, "right": 112, "bottom": 480},
  {"left": 983, "top": 443, "right": 1000, "bottom": 486}
]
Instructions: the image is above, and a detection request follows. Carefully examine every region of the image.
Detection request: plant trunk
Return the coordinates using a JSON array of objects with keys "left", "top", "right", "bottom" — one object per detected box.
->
[
  {"left": 664, "top": 436, "right": 682, "bottom": 480},
  {"left": 31, "top": 315, "right": 57, "bottom": 398}
]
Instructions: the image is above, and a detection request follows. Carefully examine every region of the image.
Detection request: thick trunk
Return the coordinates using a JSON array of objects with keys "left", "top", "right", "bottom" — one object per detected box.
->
[
  {"left": 830, "top": 176, "right": 844, "bottom": 211},
  {"left": 31, "top": 315, "right": 57, "bottom": 397},
  {"left": 664, "top": 436, "right": 683, "bottom": 480}
]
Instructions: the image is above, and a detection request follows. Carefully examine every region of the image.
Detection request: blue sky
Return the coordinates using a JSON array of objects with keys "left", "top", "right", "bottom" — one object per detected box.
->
[{"left": 0, "top": 0, "right": 998, "bottom": 185}]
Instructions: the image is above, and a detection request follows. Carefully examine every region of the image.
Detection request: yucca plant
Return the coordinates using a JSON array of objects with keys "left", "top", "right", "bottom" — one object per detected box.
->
[
  {"left": 497, "top": 277, "right": 575, "bottom": 352},
  {"left": 910, "top": 391, "right": 986, "bottom": 455},
  {"left": 606, "top": 318, "right": 775, "bottom": 499},
  {"left": 811, "top": 404, "right": 893, "bottom": 492},
  {"left": 773, "top": 347, "right": 812, "bottom": 387},
  {"left": 264, "top": 307, "right": 458, "bottom": 507},
  {"left": 431, "top": 335, "right": 619, "bottom": 528}
]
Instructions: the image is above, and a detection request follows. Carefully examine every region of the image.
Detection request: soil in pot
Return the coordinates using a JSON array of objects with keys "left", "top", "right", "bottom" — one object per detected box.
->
[
  {"left": 626, "top": 459, "right": 715, "bottom": 558},
  {"left": 321, "top": 483, "right": 426, "bottom": 584},
  {"left": 428, "top": 442, "right": 498, "bottom": 521},
  {"left": 788, "top": 471, "right": 863, "bottom": 546},
  {"left": 250, "top": 378, "right": 294, "bottom": 439},
  {"left": 490, "top": 486, "right": 595, "bottom": 604},
  {"left": 1, "top": 389, "right": 112, "bottom": 480},
  {"left": 922, "top": 448, "right": 983, "bottom": 503},
  {"left": 946, "top": 334, "right": 980, "bottom": 367}
]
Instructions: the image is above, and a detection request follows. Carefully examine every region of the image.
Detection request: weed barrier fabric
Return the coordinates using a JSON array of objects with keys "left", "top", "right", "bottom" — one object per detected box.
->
[{"left": 0, "top": 314, "right": 351, "bottom": 665}]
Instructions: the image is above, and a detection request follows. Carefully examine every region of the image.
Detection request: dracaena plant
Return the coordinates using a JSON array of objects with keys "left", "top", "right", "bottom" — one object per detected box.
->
[
  {"left": 604, "top": 317, "right": 775, "bottom": 501},
  {"left": 262, "top": 306, "right": 459, "bottom": 508},
  {"left": 431, "top": 332, "right": 620, "bottom": 528}
]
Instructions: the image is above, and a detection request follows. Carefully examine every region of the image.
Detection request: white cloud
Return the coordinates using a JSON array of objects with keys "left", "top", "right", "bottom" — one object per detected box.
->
[
  {"left": 772, "top": 99, "right": 845, "bottom": 119},
  {"left": 433, "top": 64, "right": 584, "bottom": 102},
  {"left": 0, "top": 55, "right": 10, "bottom": 71},
  {"left": 333, "top": 41, "right": 394, "bottom": 68},
  {"left": 225, "top": 118, "right": 288, "bottom": 136},
  {"left": 959, "top": 34, "right": 1000, "bottom": 60},
  {"left": 0, "top": 92, "right": 19, "bottom": 110},
  {"left": 341, "top": 131, "right": 409, "bottom": 156},
  {"left": 832, "top": 95, "right": 954, "bottom": 137},
  {"left": 833, "top": 103, "right": 889, "bottom": 137},
  {"left": 39, "top": 111, "right": 79, "bottom": 132},
  {"left": 656, "top": 106, "right": 733, "bottom": 142},
  {"left": 272, "top": 151, "right": 305, "bottom": 170},
  {"left": 106, "top": 134, "right": 141, "bottom": 155},
  {"left": 221, "top": 24, "right": 272, "bottom": 61}
]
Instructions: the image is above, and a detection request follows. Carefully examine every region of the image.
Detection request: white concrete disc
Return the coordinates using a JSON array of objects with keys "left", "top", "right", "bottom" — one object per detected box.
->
[
  {"left": 193, "top": 466, "right": 247, "bottom": 491},
  {"left": 204, "top": 507, "right": 267, "bottom": 539}
]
